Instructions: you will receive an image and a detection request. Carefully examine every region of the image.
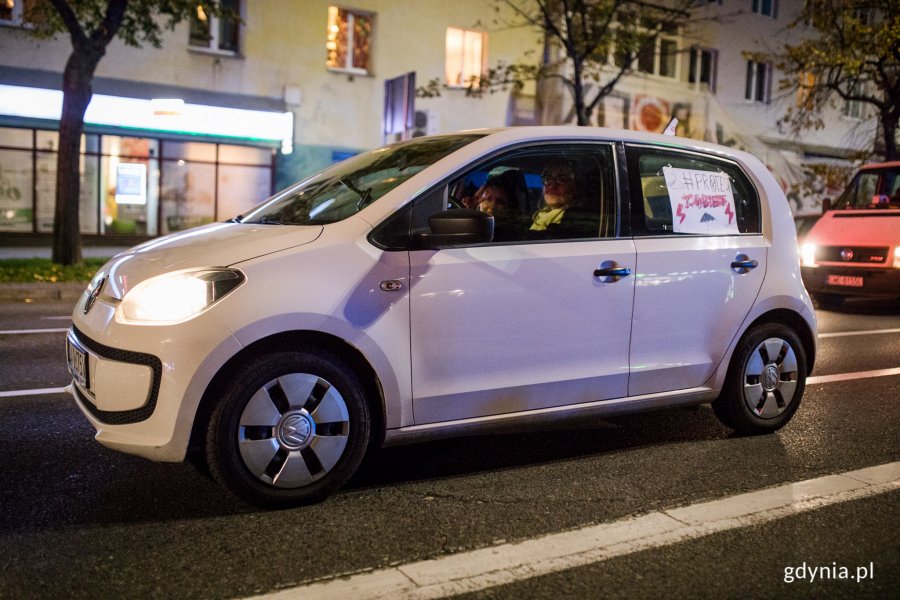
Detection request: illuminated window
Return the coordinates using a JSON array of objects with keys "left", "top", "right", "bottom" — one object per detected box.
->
[
  {"left": 445, "top": 28, "right": 486, "bottom": 87},
  {"left": 190, "top": 0, "right": 241, "bottom": 54},
  {"left": 0, "top": 0, "right": 37, "bottom": 26},
  {"left": 326, "top": 6, "right": 374, "bottom": 75}
]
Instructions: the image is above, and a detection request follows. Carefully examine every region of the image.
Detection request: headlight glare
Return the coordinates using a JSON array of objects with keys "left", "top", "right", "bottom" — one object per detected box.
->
[
  {"left": 894, "top": 247, "right": 900, "bottom": 269},
  {"left": 118, "top": 268, "right": 244, "bottom": 324},
  {"left": 801, "top": 243, "right": 817, "bottom": 267}
]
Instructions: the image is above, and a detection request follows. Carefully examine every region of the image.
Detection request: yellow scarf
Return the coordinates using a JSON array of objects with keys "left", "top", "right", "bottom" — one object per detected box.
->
[{"left": 530, "top": 207, "right": 566, "bottom": 231}]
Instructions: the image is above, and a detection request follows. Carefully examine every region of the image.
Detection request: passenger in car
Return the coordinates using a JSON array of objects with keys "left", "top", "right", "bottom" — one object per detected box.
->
[
  {"left": 469, "top": 170, "right": 527, "bottom": 242},
  {"left": 530, "top": 161, "right": 597, "bottom": 239}
]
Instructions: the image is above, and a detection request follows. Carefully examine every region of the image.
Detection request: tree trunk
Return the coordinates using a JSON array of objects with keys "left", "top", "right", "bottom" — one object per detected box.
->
[
  {"left": 881, "top": 110, "right": 899, "bottom": 161},
  {"left": 571, "top": 57, "right": 587, "bottom": 126},
  {"left": 52, "top": 48, "right": 102, "bottom": 265}
]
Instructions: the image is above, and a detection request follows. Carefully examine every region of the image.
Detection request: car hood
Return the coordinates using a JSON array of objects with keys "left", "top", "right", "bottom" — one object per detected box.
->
[
  {"left": 806, "top": 209, "right": 900, "bottom": 247},
  {"left": 99, "top": 222, "right": 324, "bottom": 299}
]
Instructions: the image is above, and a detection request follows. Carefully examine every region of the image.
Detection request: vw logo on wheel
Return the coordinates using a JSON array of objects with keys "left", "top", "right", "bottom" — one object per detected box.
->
[
  {"left": 277, "top": 412, "right": 313, "bottom": 450},
  {"left": 83, "top": 276, "right": 106, "bottom": 315}
]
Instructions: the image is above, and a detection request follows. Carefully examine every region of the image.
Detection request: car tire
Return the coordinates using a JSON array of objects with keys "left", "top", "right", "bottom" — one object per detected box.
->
[
  {"left": 206, "top": 348, "right": 370, "bottom": 508},
  {"left": 712, "top": 323, "right": 807, "bottom": 435},
  {"left": 811, "top": 292, "right": 843, "bottom": 309}
]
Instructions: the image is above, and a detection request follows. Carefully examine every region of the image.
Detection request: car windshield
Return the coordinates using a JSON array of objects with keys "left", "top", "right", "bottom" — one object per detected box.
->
[
  {"left": 834, "top": 167, "right": 900, "bottom": 209},
  {"left": 239, "top": 134, "right": 484, "bottom": 225}
]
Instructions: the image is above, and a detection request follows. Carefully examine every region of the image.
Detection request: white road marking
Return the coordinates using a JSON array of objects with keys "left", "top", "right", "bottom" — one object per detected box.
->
[
  {"left": 818, "top": 328, "right": 900, "bottom": 338},
  {"left": 0, "top": 328, "right": 69, "bottom": 335},
  {"left": 0, "top": 387, "right": 68, "bottom": 398},
  {"left": 247, "top": 463, "right": 900, "bottom": 600},
  {"left": 807, "top": 367, "right": 900, "bottom": 385}
]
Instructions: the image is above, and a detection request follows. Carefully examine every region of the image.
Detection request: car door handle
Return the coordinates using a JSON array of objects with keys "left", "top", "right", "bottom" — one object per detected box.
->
[
  {"left": 730, "top": 255, "right": 758, "bottom": 273},
  {"left": 593, "top": 267, "right": 631, "bottom": 278}
]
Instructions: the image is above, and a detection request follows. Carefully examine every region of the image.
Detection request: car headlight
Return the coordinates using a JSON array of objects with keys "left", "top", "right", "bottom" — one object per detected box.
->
[
  {"left": 894, "top": 247, "right": 900, "bottom": 269},
  {"left": 801, "top": 243, "right": 817, "bottom": 267},
  {"left": 117, "top": 268, "right": 245, "bottom": 324}
]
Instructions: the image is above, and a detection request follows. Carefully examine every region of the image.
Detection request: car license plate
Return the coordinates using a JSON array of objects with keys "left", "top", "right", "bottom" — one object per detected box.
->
[
  {"left": 826, "top": 274, "right": 864, "bottom": 288},
  {"left": 66, "top": 336, "right": 89, "bottom": 388}
]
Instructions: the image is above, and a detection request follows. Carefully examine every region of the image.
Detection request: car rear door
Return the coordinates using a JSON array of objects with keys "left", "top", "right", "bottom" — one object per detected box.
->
[{"left": 624, "top": 144, "right": 767, "bottom": 396}]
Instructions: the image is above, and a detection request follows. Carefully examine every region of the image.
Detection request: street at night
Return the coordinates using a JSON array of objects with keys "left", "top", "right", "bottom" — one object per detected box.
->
[{"left": 1, "top": 299, "right": 897, "bottom": 598}]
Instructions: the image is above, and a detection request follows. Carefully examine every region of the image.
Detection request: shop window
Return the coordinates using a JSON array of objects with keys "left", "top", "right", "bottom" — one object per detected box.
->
[
  {"left": 161, "top": 160, "right": 216, "bottom": 234},
  {"left": 745, "top": 60, "right": 772, "bottom": 104},
  {"left": 445, "top": 27, "right": 486, "bottom": 88},
  {"left": 0, "top": 147, "right": 33, "bottom": 232},
  {"left": 326, "top": 6, "right": 373, "bottom": 75},
  {"left": 218, "top": 144, "right": 272, "bottom": 165},
  {"left": 35, "top": 152, "right": 100, "bottom": 234},
  {"left": 190, "top": 0, "right": 241, "bottom": 54},
  {"left": 100, "top": 137, "right": 159, "bottom": 236},
  {"left": 218, "top": 165, "right": 271, "bottom": 219}
]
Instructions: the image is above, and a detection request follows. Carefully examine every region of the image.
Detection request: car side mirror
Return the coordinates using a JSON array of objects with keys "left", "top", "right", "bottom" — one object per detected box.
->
[
  {"left": 414, "top": 209, "right": 494, "bottom": 249},
  {"left": 821, "top": 197, "right": 831, "bottom": 214}
]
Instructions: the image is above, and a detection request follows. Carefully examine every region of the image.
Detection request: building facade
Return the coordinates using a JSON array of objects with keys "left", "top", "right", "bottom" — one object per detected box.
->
[{"left": 0, "top": 0, "right": 877, "bottom": 242}]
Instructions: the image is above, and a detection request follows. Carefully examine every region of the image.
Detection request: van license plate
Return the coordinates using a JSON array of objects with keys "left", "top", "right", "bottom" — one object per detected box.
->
[
  {"left": 66, "top": 337, "right": 89, "bottom": 388},
  {"left": 826, "top": 274, "right": 864, "bottom": 288}
]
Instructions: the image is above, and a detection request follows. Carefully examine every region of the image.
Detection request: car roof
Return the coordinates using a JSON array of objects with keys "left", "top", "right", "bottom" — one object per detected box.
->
[{"left": 460, "top": 126, "right": 761, "bottom": 167}]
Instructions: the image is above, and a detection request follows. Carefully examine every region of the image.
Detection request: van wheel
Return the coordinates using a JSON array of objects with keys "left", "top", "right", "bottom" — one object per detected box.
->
[
  {"left": 207, "top": 349, "right": 370, "bottom": 508},
  {"left": 712, "top": 323, "right": 807, "bottom": 435},
  {"left": 811, "top": 292, "right": 843, "bottom": 309}
]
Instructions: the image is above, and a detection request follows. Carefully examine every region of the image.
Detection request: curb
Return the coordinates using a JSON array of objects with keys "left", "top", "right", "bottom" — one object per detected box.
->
[{"left": 0, "top": 282, "right": 86, "bottom": 304}]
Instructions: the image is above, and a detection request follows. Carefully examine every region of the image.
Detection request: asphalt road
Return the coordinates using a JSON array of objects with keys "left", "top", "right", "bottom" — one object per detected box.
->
[{"left": 0, "top": 298, "right": 898, "bottom": 599}]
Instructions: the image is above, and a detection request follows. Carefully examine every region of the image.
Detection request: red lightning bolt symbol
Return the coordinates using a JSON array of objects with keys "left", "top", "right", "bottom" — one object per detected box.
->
[
  {"left": 676, "top": 203, "right": 687, "bottom": 224},
  {"left": 725, "top": 202, "right": 734, "bottom": 224}
]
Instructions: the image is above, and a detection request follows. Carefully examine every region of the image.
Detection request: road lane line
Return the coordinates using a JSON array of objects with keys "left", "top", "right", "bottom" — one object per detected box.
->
[
  {"left": 0, "top": 328, "right": 69, "bottom": 335},
  {"left": 41, "top": 316, "right": 73, "bottom": 321},
  {"left": 248, "top": 462, "right": 900, "bottom": 600},
  {"left": 807, "top": 367, "right": 900, "bottom": 385},
  {"left": 818, "top": 328, "right": 900, "bottom": 338},
  {"left": 0, "top": 387, "right": 68, "bottom": 398}
]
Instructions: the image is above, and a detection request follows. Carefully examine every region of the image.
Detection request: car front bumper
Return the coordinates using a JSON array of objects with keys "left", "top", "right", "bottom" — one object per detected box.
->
[{"left": 801, "top": 265, "right": 900, "bottom": 299}]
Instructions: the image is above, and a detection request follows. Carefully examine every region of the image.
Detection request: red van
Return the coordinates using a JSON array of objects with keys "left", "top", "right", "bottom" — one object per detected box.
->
[{"left": 800, "top": 161, "right": 900, "bottom": 307}]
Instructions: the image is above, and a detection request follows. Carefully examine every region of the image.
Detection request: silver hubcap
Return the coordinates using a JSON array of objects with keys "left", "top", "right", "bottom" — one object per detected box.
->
[
  {"left": 238, "top": 373, "right": 350, "bottom": 488},
  {"left": 742, "top": 337, "right": 799, "bottom": 419}
]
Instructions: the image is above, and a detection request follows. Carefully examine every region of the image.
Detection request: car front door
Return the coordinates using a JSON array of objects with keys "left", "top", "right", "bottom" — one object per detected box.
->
[{"left": 404, "top": 144, "right": 636, "bottom": 425}]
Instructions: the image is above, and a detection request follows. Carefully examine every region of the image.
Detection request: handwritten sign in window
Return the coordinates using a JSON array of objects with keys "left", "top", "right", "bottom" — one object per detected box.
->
[{"left": 663, "top": 166, "right": 739, "bottom": 234}]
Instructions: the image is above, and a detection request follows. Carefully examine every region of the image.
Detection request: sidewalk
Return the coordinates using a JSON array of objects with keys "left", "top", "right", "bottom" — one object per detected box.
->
[{"left": 0, "top": 245, "right": 123, "bottom": 304}]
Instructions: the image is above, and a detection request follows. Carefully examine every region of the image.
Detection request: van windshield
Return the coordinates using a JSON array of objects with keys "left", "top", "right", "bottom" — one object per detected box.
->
[
  {"left": 834, "top": 167, "right": 900, "bottom": 209},
  {"left": 239, "top": 134, "right": 483, "bottom": 225}
]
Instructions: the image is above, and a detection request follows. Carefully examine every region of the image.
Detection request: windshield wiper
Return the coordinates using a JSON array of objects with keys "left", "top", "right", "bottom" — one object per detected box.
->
[
  {"left": 255, "top": 216, "right": 283, "bottom": 225},
  {"left": 340, "top": 178, "right": 374, "bottom": 210},
  {"left": 226, "top": 214, "right": 243, "bottom": 223}
]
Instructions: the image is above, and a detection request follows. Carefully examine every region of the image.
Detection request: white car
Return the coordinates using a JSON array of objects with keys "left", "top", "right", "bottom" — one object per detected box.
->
[{"left": 66, "top": 127, "right": 817, "bottom": 507}]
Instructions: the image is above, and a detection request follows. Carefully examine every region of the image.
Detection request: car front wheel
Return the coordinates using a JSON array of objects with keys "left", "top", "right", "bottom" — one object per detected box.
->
[
  {"left": 712, "top": 323, "right": 807, "bottom": 435},
  {"left": 206, "top": 349, "right": 370, "bottom": 508}
]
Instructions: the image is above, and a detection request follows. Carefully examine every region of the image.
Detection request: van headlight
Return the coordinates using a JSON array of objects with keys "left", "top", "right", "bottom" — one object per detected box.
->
[
  {"left": 801, "top": 243, "right": 817, "bottom": 267},
  {"left": 117, "top": 268, "right": 244, "bottom": 324}
]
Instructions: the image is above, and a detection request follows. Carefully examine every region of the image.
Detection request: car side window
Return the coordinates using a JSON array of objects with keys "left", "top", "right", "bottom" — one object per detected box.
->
[
  {"left": 626, "top": 146, "right": 760, "bottom": 236},
  {"left": 421, "top": 144, "right": 617, "bottom": 245}
]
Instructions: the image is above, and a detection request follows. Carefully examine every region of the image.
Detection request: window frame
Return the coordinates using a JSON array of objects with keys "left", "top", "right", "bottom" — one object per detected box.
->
[
  {"left": 326, "top": 5, "right": 375, "bottom": 76},
  {"left": 745, "top": 60, "right": 773, "bottom": 104},
  {"left": 370, "top": 141, "right": 622, "bottom": 251},
  {"left": 0, "top": 0, "right": 32, "bottom": 27},
  {"left": 689, "top": 46, "right": 718, "bottom": 93},
  {"left": 624, "top": 143, "right": 762, "bottom": 238},
  {"left": 188, "top": 0, "right": 243, "bottom": 56},
  {"left": 751, "top": 0, "right": 779, "bottom": 18}
]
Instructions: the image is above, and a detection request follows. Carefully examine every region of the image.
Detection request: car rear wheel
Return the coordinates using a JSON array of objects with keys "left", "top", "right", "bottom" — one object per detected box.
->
[
  {"left": 712, "top": 323, "right": 807, "bottom": 435},
  {"left": 207, "top": 349, "right": 370, "bottom": 508}
]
